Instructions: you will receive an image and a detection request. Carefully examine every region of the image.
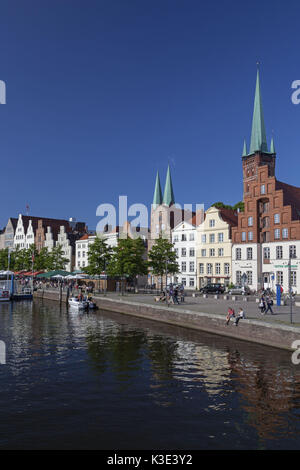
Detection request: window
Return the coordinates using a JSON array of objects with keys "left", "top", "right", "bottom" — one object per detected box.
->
[
  {"left": 209, "top": 248, "right": 215, "bottom": 257},
  {"left": 82, "top": 261, "right": 85, "bottom": 267},
  {"left": 291, "top": 271, "right": 297, "bottom": 287},
  {"left": 209, "top": 234, "right": 215, "bottom": 243},
  {"left": 246, "top": 271, "right": 253, "bottom": 285},
  {"left": 173, "top": 235, "right": 179, "bottom": 242},
  {"left": 274, "top": 213, "right": 280, "bottom": 224},
  {"left": 209, "top": 219, "right": 215, "bottom": 227},
  {"left": 189, "top": 278, "right": 195, "bottom": 287},
  {"left": 181, "top": 278, "right": 186, "bottom": 286},
  {"left": 263, "top": 247, "right": 270, "bottom": 259},
  {"left": 181, "top": 234, "right": 187, "bottom": 241},
  {"left": 261, "top": 184, "right": 266, "bottom": 195},
  {"left": 189, "top": 233, "right": 194, "bottom": 241},
  {"left": 174, "top": 248, "right": 178, "bottom": 256},
  {"left": 218, "top": 248, "right": 224, "bottom": 256},
  {"left": 181, "top": 248, "right": 186, "bottom": 257},
  {"left": 207, "top": 263, "right": 212, "bottom": 275},
  {"left": 248, "top": 231, "right": 253, "bottom": 241},
  {"left": 242, "top": 232, "right": 246, "bottom": 241},
  {"left": 276, "top": 271, "right": 283, "bottom": 285},
  {"left": 189, "top": 248, "right": 195, "bottom": 257},
  {"left": 248, "top": 216, "right": 253, "bottom": 227},
  {"left": 181, "top": 262, "right": 186, "bottom": 272},
  {"left": 263, "top": 202, "right": 269, "bottom": 213},
  {"left": 199, "top": 263, "right": 204, "bottom": 274},
  {"left": 82, "top": 251, "right": 85, "bottom": 257},
  {"left": 282, "top": 228, "right": 288, "bottom": 239},
  {"left": 274, "top": 229, "right": 280, "bottom": 240},
  {"left": 78, "top": 252, "right": 81, "bottom": 257},
  {"left": 236, "top": 248, "right": 242, "bottom": 260},
  {"left": 236, "top": 271, "right": 242, "bottom": 285},
  {"left": 189, "top": 261, "right": 195, "bottom": 272},
  {"left": 215, "top": 263, "right": 221, "bottom": 275},
  {"left": 201, "top": 234, "right": 206, "bottom": 243},
  {"left": 218, "top": 233, "right": 224, "bottom": 242},
  {"left": 290, "top": 245, "right": 297, "bottom": 259},
  {"left": 276, "top": 246, "right": 283, "bottom": 259},
  {"left": 201, "top": 249, "right": 206, "bottom": 257},
  {"left": 224, "top": 263, "right": 230, "bottom": 275},
  {"left": 247, "top": 247, "right": 253, "bottom": 260}
]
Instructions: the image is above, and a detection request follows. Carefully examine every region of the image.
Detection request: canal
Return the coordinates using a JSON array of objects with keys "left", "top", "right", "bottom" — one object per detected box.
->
[{"left": 0, "top": 299, "right": 299, "bottom": 450}]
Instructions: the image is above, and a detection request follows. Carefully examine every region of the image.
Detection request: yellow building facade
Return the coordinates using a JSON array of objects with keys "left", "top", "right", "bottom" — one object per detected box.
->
[{"left": 196, "top": 206, "right": 237, "bottom": 289}]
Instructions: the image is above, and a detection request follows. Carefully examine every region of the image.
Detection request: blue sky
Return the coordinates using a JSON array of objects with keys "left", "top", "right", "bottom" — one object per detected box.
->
[{"left": 1, "top": 0, "right": 300, "bottom": 230}]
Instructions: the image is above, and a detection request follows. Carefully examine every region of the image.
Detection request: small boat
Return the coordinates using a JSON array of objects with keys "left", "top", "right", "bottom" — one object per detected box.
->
[
  {"left": 68, "top": 297, "right": 88, "bottom": 310},
  {"left": 0, "top": 289, "right": 10, "bottom": 302}
]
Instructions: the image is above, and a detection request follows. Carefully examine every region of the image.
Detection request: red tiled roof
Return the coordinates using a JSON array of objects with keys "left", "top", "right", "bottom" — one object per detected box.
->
[{"left": 219, "top": 208, "right": 238, "bottom": 227}]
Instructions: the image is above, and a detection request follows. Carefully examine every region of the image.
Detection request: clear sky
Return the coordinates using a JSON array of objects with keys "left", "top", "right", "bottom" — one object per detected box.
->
[{"left": 1, "top": 0, "right": 300, "bottom": 230}]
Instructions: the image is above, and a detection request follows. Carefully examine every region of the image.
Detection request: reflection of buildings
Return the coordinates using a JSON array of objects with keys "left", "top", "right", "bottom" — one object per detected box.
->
[
  {"left": 173, "top": 341, "right": 232, "bottom": 396},
  {"left": 228, "top": 351, "right": 300, "bottom": 440}
]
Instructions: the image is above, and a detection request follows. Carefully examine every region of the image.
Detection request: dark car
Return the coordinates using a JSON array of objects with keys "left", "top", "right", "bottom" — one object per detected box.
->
[{"left": 200, "top": 284, "right": 225, "bottom": 294}]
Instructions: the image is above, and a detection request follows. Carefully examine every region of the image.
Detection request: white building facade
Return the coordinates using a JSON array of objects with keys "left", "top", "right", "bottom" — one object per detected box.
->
[{"left": 171, "top": 221, "right": 197, "bottom": 289}]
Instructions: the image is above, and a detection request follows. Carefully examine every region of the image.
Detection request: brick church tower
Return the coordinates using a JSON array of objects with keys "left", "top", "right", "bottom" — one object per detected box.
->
[{"left": 242, "top": 70, "right": 276, "bottom": 200}]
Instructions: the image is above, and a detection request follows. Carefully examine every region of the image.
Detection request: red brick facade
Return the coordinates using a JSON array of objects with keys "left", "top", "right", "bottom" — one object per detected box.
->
[{"left": 232, "top": 151, "right": 300, "bottom": 244}]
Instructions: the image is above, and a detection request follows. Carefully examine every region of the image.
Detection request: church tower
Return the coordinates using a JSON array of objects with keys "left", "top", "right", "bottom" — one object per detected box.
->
[{"left": 242, "top": 70, "right": 276, "bottom": 199}]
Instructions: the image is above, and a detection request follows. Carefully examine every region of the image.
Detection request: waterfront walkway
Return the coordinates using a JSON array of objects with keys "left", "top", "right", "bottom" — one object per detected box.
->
[{"left": 94, "top": 292, "right": 300, "bottom": 326}]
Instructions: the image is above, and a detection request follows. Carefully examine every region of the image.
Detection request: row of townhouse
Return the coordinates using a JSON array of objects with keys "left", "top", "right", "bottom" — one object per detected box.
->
[
  {"left": 0, "top": 214, "right": 87, "bottom": 272},
  {"left": 149, "top": 70, "right": 300, "bottom": 294}
]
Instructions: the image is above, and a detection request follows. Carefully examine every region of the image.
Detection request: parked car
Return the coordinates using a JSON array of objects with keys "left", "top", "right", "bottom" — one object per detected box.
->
[
  {"left": 200, "top": 284, "right": 225, "bottom": 294},
  {"left": 227, "top": 285, "right": 250, "bottom": 295}
]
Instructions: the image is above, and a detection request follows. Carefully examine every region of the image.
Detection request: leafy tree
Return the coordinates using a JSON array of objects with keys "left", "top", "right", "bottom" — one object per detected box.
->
[
  {"left": 107, "top": 237, "right": 148, "bottom": 292},
  {"left": 84, "top": 236, "right": 113, "bottom": 276},
  {"left": 232, "top": 201, "right": 244, "bottom": 212},
  {"left": 148, "top": 236, "right": 179, "bottom": 290},
  {"left": 212, "top": 201, "right": 244, "bottom": 212},
  {"left": 47, "top": 245, "right": 69, "bottom": 270}
]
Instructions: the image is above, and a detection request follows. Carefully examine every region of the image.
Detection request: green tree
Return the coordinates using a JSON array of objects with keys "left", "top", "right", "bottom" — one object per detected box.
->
[
  {"left": 107, "top": 237, "right": 148, "bottom": 292},
  {"left": 84, "top": 236, "right": 113, "bottom": 276},
  {"left": 148, "top": 236, "right": 179, "bottom": 290},
  {"left": 47, "top": 245, "right": 69, "bottom": 270}
]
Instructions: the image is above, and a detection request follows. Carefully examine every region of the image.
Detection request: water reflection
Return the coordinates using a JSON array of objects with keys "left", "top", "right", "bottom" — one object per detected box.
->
[{"left": 0, "top": 299, "right": 299, "bottom": 449}]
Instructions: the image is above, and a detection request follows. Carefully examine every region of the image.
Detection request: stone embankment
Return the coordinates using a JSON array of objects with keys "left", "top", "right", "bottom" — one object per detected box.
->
[{"left": 33, "top": 289, "right": 300, "bottom": 351}]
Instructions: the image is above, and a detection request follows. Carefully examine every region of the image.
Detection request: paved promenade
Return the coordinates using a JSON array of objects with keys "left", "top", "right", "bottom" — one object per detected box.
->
[{"left": 94, "top": 292, "right": 300, "bottom": 327}]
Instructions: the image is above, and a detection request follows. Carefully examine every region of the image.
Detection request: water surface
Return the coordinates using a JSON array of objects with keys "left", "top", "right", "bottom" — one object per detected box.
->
[{"left": 0, "top": 299, "right": 299, "bottom": 450}]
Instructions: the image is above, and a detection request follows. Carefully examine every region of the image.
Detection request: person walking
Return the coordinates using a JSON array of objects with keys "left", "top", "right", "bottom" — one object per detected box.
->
[
  {"left": 179, "top": 284, "right": 185, "bottom": 303},
  {"left": 173, "top": 287, "right": 180, "bottom": 305},
  {"left": 234, "top": 308, "right": 245, "bottom": 326},
  {"left": 265, "top": 295, "right": 275, "bottom": 314},
  {"left": 259, "top": 295, "right": 266, "bottom": 314}
]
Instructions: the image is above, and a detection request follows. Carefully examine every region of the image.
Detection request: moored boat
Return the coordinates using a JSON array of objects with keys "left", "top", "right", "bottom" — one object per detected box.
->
[
  {"left": 0, "top": 289, "right": 10, "bottom": 302},
  {"left": 68, "top": 297, "right": 88, "bottom": 310}
]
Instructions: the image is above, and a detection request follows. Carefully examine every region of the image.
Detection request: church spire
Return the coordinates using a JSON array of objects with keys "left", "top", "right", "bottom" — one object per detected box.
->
[
  {"left": 249, "top": 69, "right": 268, "bottom": 154},
  {"left": 162, "top": 165, "right": 175, "bottom": 206},
  {"left": 152, "top": 171, "right": 163, "bottom": 207},
  {"left": 270, "top": 136, "right": 276, "bottom": 154},
  {"left": 242, "top": 139, "right": 247, "bottom": 157}
]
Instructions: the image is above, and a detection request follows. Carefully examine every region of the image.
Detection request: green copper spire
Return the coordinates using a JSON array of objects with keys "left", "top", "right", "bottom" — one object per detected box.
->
[
  {"left": 242, "top": 139, "right": 247, "bottom": 157},
  {"left": 152, "top": 171, "right": 163, "bottom": 206},
  {"left": 162, "top": 165, "right": 175, "bottom": 206},
  {"left": 249, "top": 70, "right": 268, "bottom": 154},
  {"left": 270, "top": 136, "right": 276, "bottom": 154}
]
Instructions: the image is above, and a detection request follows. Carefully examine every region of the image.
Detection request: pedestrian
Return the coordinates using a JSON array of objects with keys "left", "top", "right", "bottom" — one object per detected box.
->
[
  {"left": 225, "top": 307, "right": 235, "bottom": 325},
  {"left": 259, "top": 295, "right": 266, "bottom": 314},
  {"left": 234, "top": 308, "right": 245, "bottom": 326},
  {"left": 265, "top": 295, "right": 275, "bottom": 314},
  {"left": 179, "top": 284, "right": 185, "bottom": 302},
  {"left": 173, "top": 287, "right": 180, "bottom": 304}
]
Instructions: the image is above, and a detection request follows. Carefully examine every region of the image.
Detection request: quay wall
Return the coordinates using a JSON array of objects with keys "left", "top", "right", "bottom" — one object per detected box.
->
[{"left": 33, "top": 290, "right": 300, "bottom": 351}]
